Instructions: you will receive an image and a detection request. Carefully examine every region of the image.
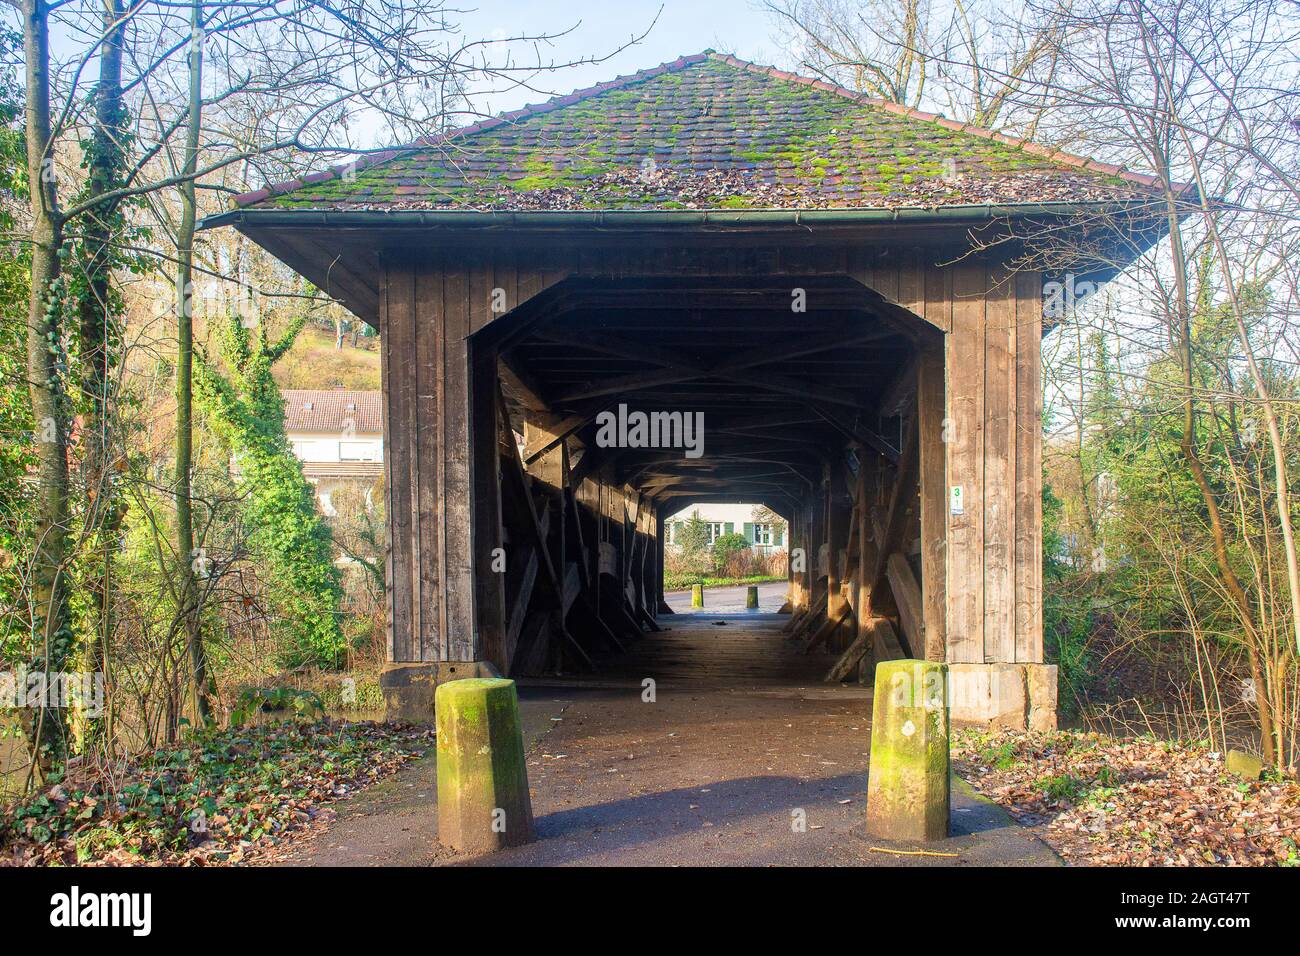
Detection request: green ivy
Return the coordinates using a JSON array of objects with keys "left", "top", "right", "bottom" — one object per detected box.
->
[{"left": 193, "top": 312, "right": 345, "bottom": 667}]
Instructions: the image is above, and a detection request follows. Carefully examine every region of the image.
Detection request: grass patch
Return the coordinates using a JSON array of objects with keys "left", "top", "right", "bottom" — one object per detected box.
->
[
  {"left": 274, "top": 328, "right": 380, "bottom": 391},
  {"left": 663, "top": 573, "right": 785, "bottom": 592},
  {"left": 1038, "top": 773, "right": 1088, "bottom": 803},
  {"left": 980, "top": 738, "right": 1022, "bottom": 770}
]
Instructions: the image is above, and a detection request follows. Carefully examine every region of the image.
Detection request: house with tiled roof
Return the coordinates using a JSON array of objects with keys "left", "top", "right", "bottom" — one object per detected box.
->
[
  {"left": 281, "top": 389, "right": 383, "bottom": 514},
  {"left": 206, "top": 51, "right": 1178, "bottom": 746}
]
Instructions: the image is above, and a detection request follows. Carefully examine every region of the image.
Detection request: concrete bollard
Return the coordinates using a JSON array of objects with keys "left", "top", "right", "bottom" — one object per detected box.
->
[
  {"left": 435, "top": 677, "right": 534, "bottom": 853},
  {"left": 691, "top": 583, "right": 704, "bottom": 608},
  {"left": 865, "top": 659, "right": 950, "bottom": 842},
  {"left": 746, "top": 585, "right": 759, "bottom": 609}
]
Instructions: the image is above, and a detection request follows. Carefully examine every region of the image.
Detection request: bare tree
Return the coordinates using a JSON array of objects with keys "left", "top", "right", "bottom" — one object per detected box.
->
[
  {"left": 764, "top": 0, "right": 1074, "bottom": 132},
  {"left": 1029, "top": 0, "right": 1299, "bottom": 768},
  {"left": 2, "top": 0, "right": 652, "bottom": 778}
]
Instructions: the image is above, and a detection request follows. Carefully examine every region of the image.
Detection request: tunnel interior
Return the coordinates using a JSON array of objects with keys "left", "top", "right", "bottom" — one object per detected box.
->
[{"left": 482, "top": 274, "right": 928, "bottom": 683}]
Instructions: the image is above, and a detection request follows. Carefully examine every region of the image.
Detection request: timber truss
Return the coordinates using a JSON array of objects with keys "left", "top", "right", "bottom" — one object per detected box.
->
[{"left": 479, "top": 275, "right": 936, "bottom": 678}]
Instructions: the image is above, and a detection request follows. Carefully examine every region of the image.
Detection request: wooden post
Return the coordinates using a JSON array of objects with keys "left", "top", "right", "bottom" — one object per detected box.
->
[
  {"left": 470, "top": 339, "right": 506, "bottom": 668},
  {"left": 826, "top": 463, "right": 850, "bottom": 647},
  {"left": 916, "top": 339, "right": 947, "bottom": 662},
  {"left": 809, "top": 482, "right": 828, "bottom": 614},
  {"left": 787, "top": 510, "right": 805, "bottom": 612},
  {"left": 940, "top": 262, "right": 1054, "bottom": 730},
  {"left": 945, "top": 260, "right": 986, "bottom": 665},
  {"left": 856, "top": 460, "right": 876, "bottom": 658}
]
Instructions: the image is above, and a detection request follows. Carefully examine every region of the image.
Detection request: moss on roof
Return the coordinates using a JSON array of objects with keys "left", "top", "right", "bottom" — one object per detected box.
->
[{"left": 241, "top": 53, "right": 1158, "bottom": 212}]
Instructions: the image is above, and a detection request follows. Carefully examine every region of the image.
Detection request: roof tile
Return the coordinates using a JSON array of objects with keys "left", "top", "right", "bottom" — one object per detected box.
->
[{"left": 282, "top": 389, "right": 382, "bottom": 433}]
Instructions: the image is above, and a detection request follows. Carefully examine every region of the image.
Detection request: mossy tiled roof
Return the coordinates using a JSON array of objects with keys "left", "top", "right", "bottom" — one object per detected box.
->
[{"left": 236, "top": 52, "right": 1163, "bottom": 212}]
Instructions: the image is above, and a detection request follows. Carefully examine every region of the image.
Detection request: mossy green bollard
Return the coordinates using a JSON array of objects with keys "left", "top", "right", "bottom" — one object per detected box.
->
[
  {"left": 691, "top": 583, "right": 704, "bottom": 608},
  {"left": 746, "top": 585, "right": 759, "bottom": 609},
  {"left": 865, "top": 659, "right": 950, "bottom": 842},
  {"left": 435, "top": 677, "right": 534, "bottom": 853}
]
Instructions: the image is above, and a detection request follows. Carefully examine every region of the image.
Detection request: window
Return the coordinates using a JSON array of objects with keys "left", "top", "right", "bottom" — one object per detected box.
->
[
  {"left": 753, "top": 523, "right": 773, "bottom": 546},
  {"left": 707, "top": 522, "right": 725, "bottom": 544},
  {"left": 339, "top": 441, "right": 377, "bottom": 461}
]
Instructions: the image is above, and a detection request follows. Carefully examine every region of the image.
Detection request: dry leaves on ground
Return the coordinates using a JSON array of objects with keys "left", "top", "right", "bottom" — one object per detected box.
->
[
  {"left": 1, "top": 720, "right": 432, "bottom": 867},
  {"left": 953, "top": 729, "right": 1300, "bottom": 866}
]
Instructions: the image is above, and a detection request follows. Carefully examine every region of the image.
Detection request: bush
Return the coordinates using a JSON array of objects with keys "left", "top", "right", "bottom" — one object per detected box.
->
[{"left": 711, "top": 532, "right": 751, "bottom": 572}]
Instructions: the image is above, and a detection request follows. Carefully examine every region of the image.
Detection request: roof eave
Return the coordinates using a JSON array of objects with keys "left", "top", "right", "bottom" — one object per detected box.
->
[{"left": 200, "top": 200, "right": 1164, "bottom": 232}]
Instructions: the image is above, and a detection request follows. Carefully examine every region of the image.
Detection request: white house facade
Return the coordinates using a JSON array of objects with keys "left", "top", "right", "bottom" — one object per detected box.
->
[
  {"left": 664, "top": 502, "right": 787, "bottom": 552},
  {"left": 283, "top": 389, "right": 383, "bottom": 515}
]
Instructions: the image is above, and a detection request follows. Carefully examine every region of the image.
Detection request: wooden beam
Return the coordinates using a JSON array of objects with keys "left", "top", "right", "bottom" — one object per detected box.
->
[
  {"left": 499, "top": 350, "right": 551, "bottom": 412},
  {"left": 497, "top": 391, "right": 563, "bottom": 612},
  {"left": 826, "top": 617, "right": 899, "bottom": 682},
  {"left": 810, "top": 403, "right": 900, "bottom": 462},
  {"left": 868, "top": 414, "right": 919, "bottom": 607},
  {"left": 805, "top": 602, "right": 853, "bottom": 653},
  {"left": 825, "top": 464, "right": 851, "bottom": 640},
  {"left": 885, "top": 552, "right": 922, "bottom": 658},
  {"left": 502, "top": 548, "right": 539, "bottom": 670},
  {"left": 716, "top": 368, "right": 864, "bottom": 408},
  {"left": 552, "top": 326, "right": 889, "bottom": 405},
  {"left": 877, "top": 352, "right": 919, "bottom": 418},
  {"left": 1014, "top": 268, "right": 1045, "bottom": 664},
  {"left": 510, "top": 611, "right": 553, "bottom": 676}
]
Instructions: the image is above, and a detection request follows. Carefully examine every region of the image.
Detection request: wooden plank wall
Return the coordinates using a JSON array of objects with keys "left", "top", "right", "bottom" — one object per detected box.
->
[
  {"left": 382, "top": 250, "right": 565, "bottom": 663},
  {"left": 899, "top": 257, "right": 1039, "bottom": 667},
  {"left": 846, "top": 251, "right": 1043, "bottom": 665}
]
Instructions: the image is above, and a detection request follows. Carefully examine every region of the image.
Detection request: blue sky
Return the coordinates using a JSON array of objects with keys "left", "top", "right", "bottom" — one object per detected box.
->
[
  {"left": 31, "top": 1, "right": 796, "bottom": 149},
  {"left": 455, "top": 0, "right": 789, "bottom": 114}
]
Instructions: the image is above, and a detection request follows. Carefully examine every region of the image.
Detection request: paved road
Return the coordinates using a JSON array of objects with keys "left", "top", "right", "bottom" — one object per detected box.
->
[
  {"left": 664, "top": 579, "right": 787, "bottom": 613},
  {"left": 282, "top": 614, "right": 1059, "bottom": 868}
]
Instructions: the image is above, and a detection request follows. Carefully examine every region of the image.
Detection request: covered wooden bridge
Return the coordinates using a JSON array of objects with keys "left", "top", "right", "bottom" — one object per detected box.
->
[{"left": 208, "top": 52, "right": 1168, "bottom": 729}]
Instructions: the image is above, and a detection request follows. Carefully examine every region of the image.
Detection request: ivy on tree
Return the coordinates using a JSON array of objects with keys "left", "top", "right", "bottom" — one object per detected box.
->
[{"left": 194, "top": 311, "right": 346, "bottom": 667}]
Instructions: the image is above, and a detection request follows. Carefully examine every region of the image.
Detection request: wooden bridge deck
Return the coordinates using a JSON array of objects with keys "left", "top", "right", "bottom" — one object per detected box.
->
[{"left": 588, "top": 612, "right": 836, "bottom": 688}]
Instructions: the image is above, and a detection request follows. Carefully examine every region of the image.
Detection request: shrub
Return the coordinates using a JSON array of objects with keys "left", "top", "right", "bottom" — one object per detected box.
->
[{"left": 711, "top": 531, "right": 751, "bottom": 572}]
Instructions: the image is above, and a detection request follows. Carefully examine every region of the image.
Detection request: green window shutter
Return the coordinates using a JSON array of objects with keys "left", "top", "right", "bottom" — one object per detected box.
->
[
  {"left": 775, "top": 525, "right": 784, "bottom": 546},
  {"left": 743, "top": 521, "right": 754, "bottom": 542},
  {"left": 724, "top": 522, "right": 734, "bottom": 535}
]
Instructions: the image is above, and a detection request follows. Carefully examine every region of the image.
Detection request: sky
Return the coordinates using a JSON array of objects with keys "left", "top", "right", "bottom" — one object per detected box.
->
[
  {"left": 32, "top": 0, "right": 793, "bottom": 149},
  {"left": 451, "top": 0, "right": 788, "bottom": 117}
]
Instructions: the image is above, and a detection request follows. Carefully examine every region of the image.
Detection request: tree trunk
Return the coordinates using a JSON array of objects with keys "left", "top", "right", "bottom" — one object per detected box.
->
[
  {"left": 1163, "top": 190, "right": 1275, "bottom": 766},
  {"left": 175, "top": 0, "right": 211, "bottom": 725},
  {"left": 78, "top": 0, "right": 127, "bottom": 749},
  {"left": 21, "top": 0, "right": 71, "bottom": 778}
]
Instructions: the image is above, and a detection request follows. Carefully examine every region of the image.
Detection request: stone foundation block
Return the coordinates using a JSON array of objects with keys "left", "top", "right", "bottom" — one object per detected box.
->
[
  {"left": 380, "top": 660, "right": 500, "bottom": 723},
  {"left": 948, "top": 662, "right": 1058, "bottom": 731}
]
